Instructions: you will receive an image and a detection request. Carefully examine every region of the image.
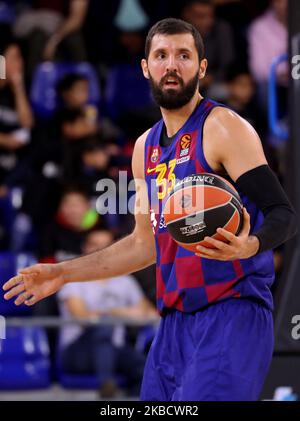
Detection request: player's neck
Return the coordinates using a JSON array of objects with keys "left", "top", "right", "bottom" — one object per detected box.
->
[{"left": 161, "top": 93, "right": 203, "bottom": 138}]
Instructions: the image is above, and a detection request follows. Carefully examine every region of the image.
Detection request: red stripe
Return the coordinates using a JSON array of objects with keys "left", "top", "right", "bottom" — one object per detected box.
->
[
  {"left": 233, "top": 260, "right": 244, "bottom": 278},
  {"left": 195, "top": 158, "right": 206, "bottom": 173}
]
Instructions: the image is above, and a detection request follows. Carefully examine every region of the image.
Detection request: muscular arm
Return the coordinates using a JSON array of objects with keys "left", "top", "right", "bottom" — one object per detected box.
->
[
  {"left": 203, "top": 107, "right": 268, "bottom": 181},
  {"left": 3, "top": 130, "right": 156, "bottom": 305},
  {"left": 59, "top": 130, "right": 155, "bottom": 283},
  {"left": 197, "top": 107, "right": 297, "bottom": 259}
]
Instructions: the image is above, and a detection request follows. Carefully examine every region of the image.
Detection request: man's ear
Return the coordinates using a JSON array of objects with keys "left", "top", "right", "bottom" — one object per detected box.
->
[
  {"left": 199, "top": 58, "right": 208, "bottom": 80},
  {"left": 141, "top": 59, "right": 150, "bottom": 79}
]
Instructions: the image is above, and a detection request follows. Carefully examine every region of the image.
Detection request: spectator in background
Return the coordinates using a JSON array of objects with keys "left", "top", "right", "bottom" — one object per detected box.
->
[
  {"left": 34, "top": 186, "right": 103, "bottom": 364},
  {"left": 224, "top": 68, "right": 266, "bottom": 137},
  {"left": 77, "top": 137, "right": 129, "bottom": 190},
  {"left": 115, "top": 30, "right": 146, "bottom": 65},
  {"left": 248, "top": 0, "right": 288, "bottom": 110},
  {"left": 80, "top": 136, "right": 139, "bottom": 235},
  {"left": 54, "top": 73, "right": 100, "bottom": 180},
  {"left": 106, "top": 1, "right": 160, "bottom": 140},
  {"left": 84, "top": 0, "right": 149, "bottom": 66},
  {"left": 224, "top": 67, "right": 280, "bottom": 174},
  {"left": 181, "top": 0, "right": 236, "bottom": 93},
  {"left": 55, "top": 73, "right": 122, "bottom": 182},
  {"left": 247, "top": 1, "right": 288, "bottom": 277},
  {"left": 58, "top": 228, "right": 157, "bottom": 398},
  {"left": 56, "top": 73, "right": 98, "bottom": 141},
  {"left": 212, "top": 0, "right": 251, "bottom": 68},
  {"left": 13, "top": 0, "right": 88, "bottom": 77},
  {"left": 0, "top": 39, "right": 33, "bottom": 187},
  {"left": 39, "top": 186, "right": 103, "bottom": 263},
  {"left": 77, "top": 137, "right": 110, "bottom": 194}
]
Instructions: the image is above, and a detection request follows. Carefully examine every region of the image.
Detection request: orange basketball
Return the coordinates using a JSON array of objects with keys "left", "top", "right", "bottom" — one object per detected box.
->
[{"left": 163, "top": 173, "right": 243, "bottom": 253}]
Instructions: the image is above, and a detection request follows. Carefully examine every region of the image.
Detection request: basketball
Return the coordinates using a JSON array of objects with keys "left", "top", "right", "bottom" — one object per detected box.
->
[{"left": 163, "top": 173, "right": 244, "bottom": 252}]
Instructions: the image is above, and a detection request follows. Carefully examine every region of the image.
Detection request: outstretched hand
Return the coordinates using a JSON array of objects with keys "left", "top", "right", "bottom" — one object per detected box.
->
[
  {"left": 2, "top": 263, "right": 64, "bottom": 306},
  {"left": 195, "top": 208, "right": 260, "bottom": 261}
]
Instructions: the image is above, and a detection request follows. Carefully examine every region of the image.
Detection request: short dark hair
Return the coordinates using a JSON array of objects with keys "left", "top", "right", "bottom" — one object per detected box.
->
[
  {"left": 145, "top": 18, "right": 205, "bottom": 62},
  {"left": 0, "top": 26, "right": 18, "bottom": 55},
  {"left": 60, "top": 184, "right": 89, "bottom": 201},
  {"left": 183, "top": 0, "right": 213, "bottom": 9},
  {"left": 82, "top": 137, "right": 105, "bottom": 153},
  {"left": 56, "top": 73, "right": 88, "bottom": 96}
]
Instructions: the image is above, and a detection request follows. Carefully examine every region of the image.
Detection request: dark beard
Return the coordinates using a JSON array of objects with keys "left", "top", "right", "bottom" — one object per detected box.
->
[{"left": 149, "top": 71, "right": 200, "bottom": 110}]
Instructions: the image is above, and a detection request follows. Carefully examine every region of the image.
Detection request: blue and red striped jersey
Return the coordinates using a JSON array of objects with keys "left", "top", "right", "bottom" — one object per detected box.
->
[{"left": 144, "top": 98, "right": 275, "bottom": 314}]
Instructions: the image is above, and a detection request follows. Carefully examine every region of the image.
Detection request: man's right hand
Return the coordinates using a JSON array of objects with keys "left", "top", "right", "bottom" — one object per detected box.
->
[{"left": 2, "top": 263, "right": 65, "bottom": 306}]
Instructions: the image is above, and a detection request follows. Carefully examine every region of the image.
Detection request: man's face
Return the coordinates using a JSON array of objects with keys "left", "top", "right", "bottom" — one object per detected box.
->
[
  {"left": 83, "top": 231, "right": 113, "bottom": 254},
  {"left": 83, "top": 148, "right": 109, "bottom": 170},
  {"left": 229, "top": 74, "right": 254, "bottom": 105},
  {"left": 63, "top": 80, "right": 89, "bottom": 108},
  {"left": 271, "top": 0, "right": 287, "bottom": 23},
  {"left": 142, "top": 33, "right": 207, "bottom": 110},
  {"left": 59, "top": 193, "right": 90, "bottom": 228}
]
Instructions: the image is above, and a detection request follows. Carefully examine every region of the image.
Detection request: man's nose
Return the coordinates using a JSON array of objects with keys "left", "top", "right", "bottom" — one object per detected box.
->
[{"left": 166, "top": 55, "right": 178, "bottom": 72}]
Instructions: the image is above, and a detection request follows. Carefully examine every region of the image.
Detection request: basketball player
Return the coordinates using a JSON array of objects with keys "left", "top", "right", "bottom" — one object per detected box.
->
[{"left": 3, "top": 18, "right": 297, "bottom": 401}]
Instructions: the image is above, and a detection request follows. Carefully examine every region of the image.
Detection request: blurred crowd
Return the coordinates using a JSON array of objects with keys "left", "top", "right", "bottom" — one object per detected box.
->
[{"left": 0, "top": 0, "right": 289, "bottom": 397}]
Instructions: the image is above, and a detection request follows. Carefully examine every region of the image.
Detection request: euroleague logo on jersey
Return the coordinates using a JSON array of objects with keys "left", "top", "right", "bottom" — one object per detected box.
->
[
  {"left": 180, "top": 134, "right": 191, "bottom": 151},
  {"left": 177, "top": 133, "right": 192, "bottom": 164}
]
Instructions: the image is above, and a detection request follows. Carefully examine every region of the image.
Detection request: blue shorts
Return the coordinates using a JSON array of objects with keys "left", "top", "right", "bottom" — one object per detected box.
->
[{"left": 140, "top": 298, "right": 274, "bottom": 401}]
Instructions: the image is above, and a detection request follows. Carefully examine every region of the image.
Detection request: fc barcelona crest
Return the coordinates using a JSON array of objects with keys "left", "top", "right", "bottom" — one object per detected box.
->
[{"left": 151, "top": 147, "right": 159, "bottom": 163}]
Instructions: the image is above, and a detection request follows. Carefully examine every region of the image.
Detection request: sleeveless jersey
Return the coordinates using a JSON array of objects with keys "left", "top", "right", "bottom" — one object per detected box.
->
[{"left": 144, "top": 98, "right": 275, "bottom": 314}]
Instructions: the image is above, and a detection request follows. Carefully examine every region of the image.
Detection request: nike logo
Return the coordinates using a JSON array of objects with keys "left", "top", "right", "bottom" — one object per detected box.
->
[{"left": 147, "top": 167, "right": 157, "bottom": 174}]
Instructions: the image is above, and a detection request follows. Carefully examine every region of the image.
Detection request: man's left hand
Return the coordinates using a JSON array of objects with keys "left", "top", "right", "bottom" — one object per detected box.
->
[{"left": 195, "top": 208, "right": 260, "bottom": 261}]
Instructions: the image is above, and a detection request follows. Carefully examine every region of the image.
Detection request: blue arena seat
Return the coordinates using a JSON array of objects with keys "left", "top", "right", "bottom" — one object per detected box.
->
[
  {"left": 30, "top": 62, "right": 101, "bottom": 119},
  {"left": 57, "top": 369, "right": 127, "bottom": 391},
  {"left": 55, "top": 343, "right": 127, "bottom": 390},
  {"left": 0, "top": 251, "right": 36, "bottom": 316},
  {"left": 105, "top": 63, "right": 154, "bottom": 121},
  {"left": 55, "top": 325, "right": 152, "bottom": 390},
  {"left": 0, "top": 326, "right": 51, "bottom": 389},
  {"left": 0, "top": 2, "right": 15, "bottom": 24}
]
